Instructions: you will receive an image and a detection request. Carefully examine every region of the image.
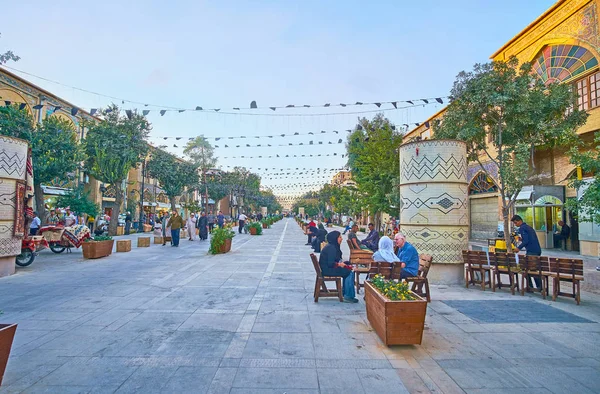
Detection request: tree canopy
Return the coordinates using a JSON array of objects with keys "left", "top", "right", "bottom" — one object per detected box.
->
[
  {"left": 434, "top": 56, "right": 588, "bottom": 243},
  {"left": 146, "top": 148, "right": 199, "bottom": 211},
  {"left": 346, "top": 114, "right": 404, "bottom": 223},
  {"left": 84, "top": 104, "right": 151, "bottom": 235},
  {"left": 568, "top": 133, "right": 600, "bottom": 223},
  {"left": 184, "top": 136, "right": 217, "bottom": 170}
]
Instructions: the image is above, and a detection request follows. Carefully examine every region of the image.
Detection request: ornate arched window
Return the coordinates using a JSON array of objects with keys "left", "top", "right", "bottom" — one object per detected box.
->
[
  {"left": 533, "top": 45, "right": 598, "bottom": 85},
  {"left": 468, "top": 172, "right": 498, "bottom": 195}
]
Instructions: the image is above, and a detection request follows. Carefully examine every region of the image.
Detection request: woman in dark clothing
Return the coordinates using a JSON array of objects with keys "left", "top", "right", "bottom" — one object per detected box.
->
[
  {"left": 312, "top": 223, "right": 328, "bottom": 252},
  {"left": 197, "top": 212, "right": 209, "bottom": 241},
  {"left": 319, "top": 231, "right": 358, "bottom": 303}
]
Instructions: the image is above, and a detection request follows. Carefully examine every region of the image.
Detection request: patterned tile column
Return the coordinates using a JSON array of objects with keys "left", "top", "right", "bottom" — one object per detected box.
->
[{"left": 399, "top": 140, "right": 468, "bottom": 284}]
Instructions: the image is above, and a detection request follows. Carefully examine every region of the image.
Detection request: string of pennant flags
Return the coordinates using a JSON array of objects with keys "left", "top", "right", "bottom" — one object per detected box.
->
[{"left": 3, "top": 65, "right": 448, "bottom": 115}]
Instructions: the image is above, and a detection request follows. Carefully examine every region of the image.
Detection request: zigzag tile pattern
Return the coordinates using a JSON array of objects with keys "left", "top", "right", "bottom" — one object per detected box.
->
[{"left": 400, "top": 154, "right": 467, "bottom": 182}]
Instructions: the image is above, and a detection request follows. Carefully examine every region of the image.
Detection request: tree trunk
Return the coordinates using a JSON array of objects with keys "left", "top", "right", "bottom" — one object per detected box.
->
[
  {"left": 34, "top": 183, "right": 47, "bottom": 224},
  {"left": 170, "top": 197, "right": 177, "bottom": 213},
  {"left": 108, "top": 185, "right": 123, "bottom": 236},
  {"left": 502, "top": 206, "right": 512, "bottom": 249}
]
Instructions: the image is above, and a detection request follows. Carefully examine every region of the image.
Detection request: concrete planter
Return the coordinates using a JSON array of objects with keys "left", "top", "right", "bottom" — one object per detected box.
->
[
  {"left": 82, "top": 240, "right": 114, "bottom": 259},
  {"left": 365, "top": 281, "right": 427, "bottom": 346},
  {"left": 0, "top": 324, "right": 16, "bottom": 386}
]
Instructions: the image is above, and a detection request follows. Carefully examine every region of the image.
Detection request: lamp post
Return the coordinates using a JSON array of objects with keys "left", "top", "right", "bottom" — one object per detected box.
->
[{"left": 138, "top": 159, "right": 146, "bottom": 232}]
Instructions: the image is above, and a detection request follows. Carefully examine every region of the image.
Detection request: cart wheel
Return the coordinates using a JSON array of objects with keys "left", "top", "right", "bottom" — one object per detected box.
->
[
  {"left": 50, "top": 244, "right": 66, "bottom": 254},
  {"left": 16, "top": 249, "right": 35, "bottom": 267}
]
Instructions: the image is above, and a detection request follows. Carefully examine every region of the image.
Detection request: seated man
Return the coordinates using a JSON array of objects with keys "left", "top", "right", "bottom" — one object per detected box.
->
[
  {"left": 348, "top": 224, "right": 369, "bottom": 250},
  {"left": 394, "top": 233, "right": 419, "bottom": 280},
  {"left": 306, "top": 224, "right": 318, "bottom": 245},
  {"left": 553, "top": 220, "right": 570, "bottom": 249},
  {"left": 361, "top": 223, "right": 380, "bottom": 252}
]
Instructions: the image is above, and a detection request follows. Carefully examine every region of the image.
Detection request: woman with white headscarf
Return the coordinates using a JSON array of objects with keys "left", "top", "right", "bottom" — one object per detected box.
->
[{"left": 372, "top": 236, "right": 400, "bottom": 263}]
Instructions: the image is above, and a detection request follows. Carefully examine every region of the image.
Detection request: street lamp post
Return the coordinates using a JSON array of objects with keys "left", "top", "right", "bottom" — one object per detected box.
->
[{"left": 138, "top": 159, "right": 146, "bottom": 233}]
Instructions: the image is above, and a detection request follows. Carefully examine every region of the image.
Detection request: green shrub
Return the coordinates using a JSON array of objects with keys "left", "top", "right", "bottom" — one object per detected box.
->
[
  {"left": 209, "top": 226, "right": 235, "bottom": 254},
  {"left": 87, "top": 235, "right": 113, "bottom": 242},
  {"left": 248, "top": 221, "right": 263, "bottom": 235}
]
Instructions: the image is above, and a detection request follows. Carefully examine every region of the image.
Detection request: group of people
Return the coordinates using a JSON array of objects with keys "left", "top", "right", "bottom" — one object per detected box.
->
[
  {"left": 155, "top": 210, "right": 228, "bottom": 247},
  {"left": 347, "top": 223, "right": 380, "bottom": 252},
  {"left": 29, "top": 207, "right": 87, "bottom": 235}
]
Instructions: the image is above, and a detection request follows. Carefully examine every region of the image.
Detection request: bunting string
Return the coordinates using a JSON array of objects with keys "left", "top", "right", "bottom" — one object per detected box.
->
[{"left": 2, "top": 65, "right": 446, "bottom": 117}]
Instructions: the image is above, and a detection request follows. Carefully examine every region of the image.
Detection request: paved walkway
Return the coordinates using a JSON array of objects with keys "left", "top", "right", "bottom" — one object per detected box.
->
[{"left": 1, "top": 219, "right": 599, "bottom": 393}]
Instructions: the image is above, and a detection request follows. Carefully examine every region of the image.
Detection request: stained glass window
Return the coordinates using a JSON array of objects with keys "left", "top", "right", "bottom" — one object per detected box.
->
[
  {"left": 533, "top": 45, "right": 598, "bottom": 85},
  {"left": 469, "top": 172, "right": 498, "bottom": 195},
  {"left": 534, "top": 195, "right": 562, "bottom": 205}
]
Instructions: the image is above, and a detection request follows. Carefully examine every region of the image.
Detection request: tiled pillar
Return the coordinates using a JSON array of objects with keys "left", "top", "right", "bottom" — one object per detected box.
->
[{"left": 399, "top": 140, "right": 469, "bottom": 285}]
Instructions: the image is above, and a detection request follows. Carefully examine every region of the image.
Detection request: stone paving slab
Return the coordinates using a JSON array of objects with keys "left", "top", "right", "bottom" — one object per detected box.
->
[{"left": 0, "top": 218, "right": 599, "bottom": 393}]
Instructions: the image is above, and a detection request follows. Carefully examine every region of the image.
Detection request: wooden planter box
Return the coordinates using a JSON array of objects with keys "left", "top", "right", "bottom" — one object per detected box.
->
[
  {"left": 249, "top": 227, "right": 257, "bottom": 235},
  {"left": 154, "top": 236, "right": 164, "bottom": 244},
  {"left": 219, "top": 238, "right": 232, "bottom": 253},
  {"left": 82, "top": 240, "right": 114, "bottom": 259},
  {"left": 137, "top": 237, "right": 150, "bottom": 247},
  {"left": 116, "top": 226, "right": 124, "bottom": 236},
  {"left": 143, "top": 224, "right": 152, "bottom": 232},
  {"left": 116, "top": 239, "right": 131, "bottom": 252},
  {"left": 0, "top": 324, "right": 17, "bottom": 386},
  {"left": 262, "top": 223, "right": 268, "bottom": 229},
  {"left": 364, "top": 281, "right": 427, "bottom": 346}
]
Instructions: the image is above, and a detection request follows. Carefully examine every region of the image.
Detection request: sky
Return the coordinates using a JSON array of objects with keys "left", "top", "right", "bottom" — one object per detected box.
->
[{"left": 1, "top": 0, "right": 556, "bottom": 198}]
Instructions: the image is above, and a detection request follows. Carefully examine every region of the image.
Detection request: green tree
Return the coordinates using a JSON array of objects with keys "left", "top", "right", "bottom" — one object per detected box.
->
[
  {"left": 146, "top": 148, "right": 199, "bottom": 212},
  {"left": 567, "top": 133, "right": 600, "bottom": 223},
  {"left": 0, "top": 106, "right": 84, "bottom": 220},
  {"left": 346, "top": 114, "right": 404, "bottom": 226},
  {"left": 184, "top": 136, "right": 217, "bottom": 212},
  {"left": 0, "top": 33, "right": 20, "bottom": 65},
  {"left": 84, "top": 104, "right": 151, "bottom": 236},
  {"left": 56, "top": 186, "right": 99, "bottom": 217},
  {"left": 434, "top": 57, "right": 588, "bottom": 245}
]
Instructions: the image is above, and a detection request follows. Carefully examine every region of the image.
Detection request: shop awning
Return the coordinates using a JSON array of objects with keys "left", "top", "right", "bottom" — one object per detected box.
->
[{"left": 515, "top": 188, "right": 533, "bottom": 202}]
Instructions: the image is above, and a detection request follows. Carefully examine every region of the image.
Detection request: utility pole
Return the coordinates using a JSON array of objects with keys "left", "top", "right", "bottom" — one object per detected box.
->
[
  {"left": 138, "top": 159, "right": 146, "bottom": 233},
  {"left": 201, "top": 143, "right": 209, "bottom": 214}
]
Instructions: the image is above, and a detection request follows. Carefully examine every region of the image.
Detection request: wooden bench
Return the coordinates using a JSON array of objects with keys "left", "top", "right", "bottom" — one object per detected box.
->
[
  {"left": 548, "top": 257, "right": 584, "bottom": 305},
  {"left": 310, "top": 253, "right": 343, "bottom": 302},
  {"left": 519, "top": 255, "right": 552, "bottom": 299},
  {"left": 463, "top": 250, "right": 495, "bottom": 291},
  {"left": 491, "top": 252, "right": 519, "bottom": 295}
]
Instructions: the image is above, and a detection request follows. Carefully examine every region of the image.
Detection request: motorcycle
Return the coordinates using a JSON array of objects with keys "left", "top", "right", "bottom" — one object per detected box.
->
[
  {"left": 39, "top": 224, "right": 91, "bottom": 253},
  {"left": 15, "top": 236, "right": 49, "bottom": 267}
]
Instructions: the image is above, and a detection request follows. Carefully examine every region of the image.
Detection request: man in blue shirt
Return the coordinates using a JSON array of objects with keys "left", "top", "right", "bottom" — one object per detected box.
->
[
  {"left": 217, "top": 210, "right": 225, "bottom": 228},
  {"left": 361, "top": 223, "right": 380, "bottom": 252},
  {"left": 394, "top": 233, "right": 420, "bottom": 279},
  {"left": 511, "top": 215, "right": 542, "bottom": 290}
]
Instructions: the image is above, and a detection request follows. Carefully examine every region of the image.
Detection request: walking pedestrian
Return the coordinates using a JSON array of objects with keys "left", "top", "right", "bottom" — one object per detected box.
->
[
  {"left": 198, "top": 212, "right": 208, "bottom": 240},
  {"left": 167, "top": 211, "right": 184, "bottom": 247},
  {"left": 238, "top": 212, "right": 247, "bottom": 234},
  {"left": 125, "top": 211, "right": 132, "bottom": 235},
  {"left": 29, "top": 212, "right": 41, "bottom": 235},
  {"left": 161, "top": 211, "right": 170, "bottom": 246},
  {"left": 207, "top": 210, "right": 215, "bottom": 233},
  {"left": 217, "top": 210, "right": 225, "bottom": 228},
  {"left": 187, "top": 213, "right": 198, "bottom": 241}
]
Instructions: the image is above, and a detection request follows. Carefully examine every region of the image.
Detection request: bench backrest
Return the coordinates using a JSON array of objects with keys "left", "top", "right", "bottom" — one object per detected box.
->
[
  {"left": 369, "top": 261, "right": 393, "bottom": 279},
  {"left": 310, "top": 253, "right": 323, "bottom": 277},
  {"left": 463, "top": 250, "right": 489, "bottom": 267},
  {"left": 418, "top": 254, "right": 433, "bottom": 278},
  {"left": 347, "top": 239, "right": 357, "bottom": 250},
  {"left": 492, "top": 252, "right": 518, "bottom": 270},
  {"left": 549, "top": 257, "right": 584, "bottom": 277},
  {"left": 520, "top": 255, "right": 550, "bottom": 272}
]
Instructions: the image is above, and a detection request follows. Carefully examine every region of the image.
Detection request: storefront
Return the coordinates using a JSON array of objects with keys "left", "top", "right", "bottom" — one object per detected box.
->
[{"left": 514, "top": 185, "right": 565, "bottom": 249}]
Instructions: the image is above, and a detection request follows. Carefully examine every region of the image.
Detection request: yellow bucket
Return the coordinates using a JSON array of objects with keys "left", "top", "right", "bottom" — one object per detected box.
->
[{"left": 495, "top": 240, "right": 507, "bottom": 253}]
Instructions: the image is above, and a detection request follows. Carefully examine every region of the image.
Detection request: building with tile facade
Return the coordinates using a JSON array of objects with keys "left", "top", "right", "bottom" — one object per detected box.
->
[{"left": 403, "top": 0, "right": 600, "bottom": 256}]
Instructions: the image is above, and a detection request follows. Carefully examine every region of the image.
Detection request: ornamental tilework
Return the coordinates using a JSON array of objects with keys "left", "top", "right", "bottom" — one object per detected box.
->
[{"left": 399, "top": 140, "right": 468, "bottom": 266}]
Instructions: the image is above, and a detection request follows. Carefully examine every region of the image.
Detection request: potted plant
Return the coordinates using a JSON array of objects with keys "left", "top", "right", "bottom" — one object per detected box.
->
[
  {"left": 261, "top": 219, "right": 271, "bottom": 229},
  {"left": 81, "top": 235, "right": 114, "bottom": 259},
  {"left": 248, "top": 222, "right": 263, "bottom": 235},
  {"left": 365, "top": 274, "right": 427, "bottom": 346},
  {"left": 209, "top": 226, "right": 235, "bottom": 254},
  {"left": 0, "top": 311, "right": 17, "bottom": 386}
]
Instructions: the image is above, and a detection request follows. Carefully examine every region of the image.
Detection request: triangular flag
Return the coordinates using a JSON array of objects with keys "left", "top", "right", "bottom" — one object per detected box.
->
[
  {"left": 125, "top": 110, "right": 133, "bottom": 119},
  {"left": 233, "top": 108, "right": 240, "bottom": 110},
  {"left": 391, "top": 102, "right": 397, "bottom": 108},
  {"left": 160, "top": 110, "right": 167, "bottom": 116},
  {"left": 340, "top": 103, "right": 346, "bottom": 107},
  {"left": 54, "top": 106, "right": 61, "bottom": 113},
  {"left": 33, "top": 104, "right": 43, "bottom": 110},
  {"left": 250, "top": 101, "right": 257, "bottom": 109},
  {"left": 19, "top": 103, "right": 27, "bottom": 110},
  {"left": 179, "top": 109, "right": 185, "bottom": 113},
  {"left": 406, "top": 100, "right": 413, "bottom": 105},
  {"left": 142, "top": 110, "right": 150, "bottom": 116},
  {"left": 270, "top": 107, "right": 276, "bottom": 111},
  {"left": 214, "top": 109, "right": 220, "bottom": 112},
  {"left": 435, "top": 98, "right": 443, "bottom": 104},
  {"left": 425, "top": 121, "right": 430, "bottom": 128},
  {"left": 422, "top": 99, "right": 429, "bottom": 104},
  {"left": 355, "top": 102, "right": 363, "bottom": 105},
  {"left": 196, "top": 106, "right": 203, "bottom": 110}
]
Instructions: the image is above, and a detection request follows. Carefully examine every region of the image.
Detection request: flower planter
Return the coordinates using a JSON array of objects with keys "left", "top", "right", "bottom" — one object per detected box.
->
[
  {"left": 364, "top": 281, "right": 427, "bottom": 346},
  {"left": 82, "top": 240, "right": 114, "bottom": 259},
  {"left": 219, "top": 238, "right": 232, "bottom": 254},
  {"left": 249, "top": 227, "right": 257, "bottom": 235},
  {"left": 0, "top": 324, "right": 17, "bottom": 386},
  {"left": 262, "top": 223, "right": 268, "bottom": 229}
]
